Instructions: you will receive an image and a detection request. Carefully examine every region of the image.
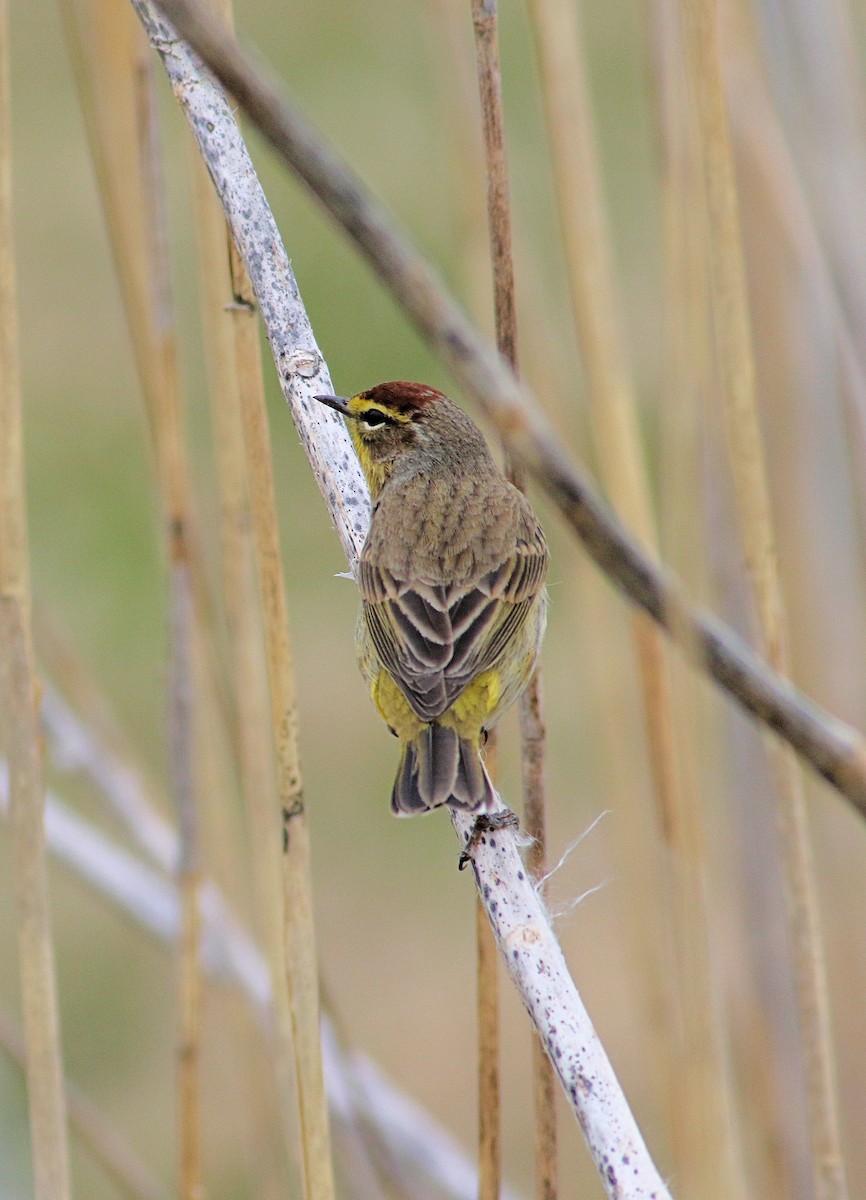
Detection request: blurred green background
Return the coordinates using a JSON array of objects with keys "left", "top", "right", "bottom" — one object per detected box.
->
[{"left": 3, "top": 0, "right": 866, "bottom": 1196}]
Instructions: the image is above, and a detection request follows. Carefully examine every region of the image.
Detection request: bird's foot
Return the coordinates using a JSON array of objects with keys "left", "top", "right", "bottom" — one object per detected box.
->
[{"left": 458, "top": 809, "right": 519, "bottom": 870}]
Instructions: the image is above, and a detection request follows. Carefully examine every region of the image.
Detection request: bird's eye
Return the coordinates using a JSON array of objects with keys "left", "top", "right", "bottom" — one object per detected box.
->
[{"left": 361, "top": 409, "right": 389, "bottom": 428}]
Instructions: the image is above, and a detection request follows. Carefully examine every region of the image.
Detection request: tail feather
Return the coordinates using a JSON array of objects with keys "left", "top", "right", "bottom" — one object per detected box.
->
[
  {"left": 391, "top": 725, "right": 496, "bottom": 815},
  {"left": 416, "top": 722, "right": 459, "bottom": 808}
]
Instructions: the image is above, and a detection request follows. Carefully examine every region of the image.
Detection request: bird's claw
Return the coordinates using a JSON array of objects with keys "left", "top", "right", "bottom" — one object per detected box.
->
[{"left": 458, "top": 809, "right": 519, "bottom": 870}]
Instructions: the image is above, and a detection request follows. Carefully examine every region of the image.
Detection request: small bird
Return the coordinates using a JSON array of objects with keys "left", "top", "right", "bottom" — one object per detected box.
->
[{"left": 315, "top": 381, "right": 548, "bottom": 815}]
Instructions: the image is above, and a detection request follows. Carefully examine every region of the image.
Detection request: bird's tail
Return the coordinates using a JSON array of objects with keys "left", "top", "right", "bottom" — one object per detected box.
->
[{"left": 391, "top": 724, "right": 496, "bottom": 815}]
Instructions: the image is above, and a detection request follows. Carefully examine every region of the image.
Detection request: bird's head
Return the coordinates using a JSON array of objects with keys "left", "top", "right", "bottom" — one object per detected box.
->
[{"left": 315, "top": 381, "right": 465, "bottom": 497}]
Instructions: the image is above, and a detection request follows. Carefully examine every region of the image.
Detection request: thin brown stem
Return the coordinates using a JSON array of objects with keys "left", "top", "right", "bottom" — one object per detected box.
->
[
  {"left": 232, "top": 220, "right": 336, "bottom": 1200},
  {"left": 469, "top": 4, "right": 556, "bottom": 1194},
  {"left": 678, "top": 0, "right": 849, "bottom": 1195},
  {"left": 469, "top": 4, "right": 513, "bottom": 1193},
  {"left": 471, "top": 0, "right": 517, "bottom": 371},
  {"left": 189, "top": 77, "right": 298, "bottom": 1175},
  {"left": 133, "top": 51, "right": 204, "bottom": 1200},
  {"left": 476, "top": 893, "right": 501, "bottom": 1200},
  {"left": 0, "top": 5, "right": 72, "bottom": 1194}
]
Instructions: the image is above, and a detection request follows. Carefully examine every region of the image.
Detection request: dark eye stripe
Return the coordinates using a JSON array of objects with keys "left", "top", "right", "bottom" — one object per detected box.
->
[{"left": 361, "top": 409, "right": 391, "bottom": 427}]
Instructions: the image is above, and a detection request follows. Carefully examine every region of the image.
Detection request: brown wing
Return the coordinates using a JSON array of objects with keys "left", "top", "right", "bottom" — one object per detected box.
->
[{"left": 359, "top": 532, "right": 548, "bottom": 723}]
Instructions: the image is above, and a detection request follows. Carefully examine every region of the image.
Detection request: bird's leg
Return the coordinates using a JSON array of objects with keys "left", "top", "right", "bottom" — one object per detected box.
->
[{"left": 458, "top": 809, "right": 520, "bottom": 870}]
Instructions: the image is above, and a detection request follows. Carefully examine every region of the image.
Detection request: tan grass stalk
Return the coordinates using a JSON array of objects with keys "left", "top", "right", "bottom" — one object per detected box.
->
[
  {"left": 469, "top": 2, "right": 555, "bottom": 1195},
  {"left": 66, "top": 19, "right": 335, "bottom": 1192},
  {"left": 524, "top": 0, "right": 736, "bottom": 1189},
  {"left": 725, "top": 25, "right": 866, "bottom": 1193},
  {"left": 188, "top": 0, "right": 306, "bottom": 1165},
  {"left": 135, "top": 52, "right": 204, "bottom": 1200},
  {"left": 678, "top": 1, "right": 849, "bottom": 1196},
  {"left": 58, "top": 5, "right": 205, "bottom": 1191},
  {"left": 234, "top": 265, "right": 336, "bottom": 1200},
  {"left": 0, "top": 1007, "right": 168, "bottom": 1200},
  {"left": 476, "top": 877, "right": 501, "bottom": 1200},
  {"left": 0, "top": 6, "right": 72, "bottom": 1195},
  {"left": 200, "top": 22, "right": 341, "bottom": 1188},
  {"left": 470, "top": 6, "right": 506, "bottom": 1195}
]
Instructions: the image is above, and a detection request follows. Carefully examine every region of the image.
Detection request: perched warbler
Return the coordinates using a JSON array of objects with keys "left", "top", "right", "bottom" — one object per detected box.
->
[{"left": 315, "top": 381, "right": 548, "bottom": 815}]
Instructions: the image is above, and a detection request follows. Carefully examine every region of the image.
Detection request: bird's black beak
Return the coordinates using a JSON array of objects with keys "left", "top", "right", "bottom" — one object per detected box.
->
[{"left": 314, "top": 393, "right": 354, "bottom": 418}]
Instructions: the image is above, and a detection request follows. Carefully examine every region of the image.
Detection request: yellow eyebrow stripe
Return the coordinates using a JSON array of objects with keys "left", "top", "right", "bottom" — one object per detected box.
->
[{"left": 347, "top": 396, "right": 412, "bottom": 424}]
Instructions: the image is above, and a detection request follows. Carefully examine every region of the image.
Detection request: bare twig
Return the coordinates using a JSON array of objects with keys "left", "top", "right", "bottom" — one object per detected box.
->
[
  {"left": 475, "top": 884, "right": 501, "bottom": 1200},
  {"left": 678, "top": 1, "right": 849, "bottom": 1195},
  {"left": 469, "top": 2, "right": 555, "bottom": 1194},
  {"left": 519, "top": 678, "right": 557, "bottom": 1200},
  {"left": 0, "top": 6, "right": 71, "bottom": 1194},
  {"left": 134, "top": 49, "right": 204, "bottom": 1199},
  {"left": 59, "top": 4, "right": 210, "bottom": 1189},
  {"left": 143, "top": 0, "right": 866, "bottom": 823},
  {"left": 233, "top": 219, "right": 337, "bottom": 1200},
  {"left": 470, "top": 3, "right": 512, "bottom": 1193},
  {"left": 471, "top": 0, "right": 517, "bottom": 372}
]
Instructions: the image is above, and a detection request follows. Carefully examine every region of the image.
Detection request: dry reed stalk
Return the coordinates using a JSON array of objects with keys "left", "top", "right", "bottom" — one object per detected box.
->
[
  {"left": 189, "top": 0, "right": 315, "bottom": 1171},
  {"left": 189, "top": 118, "right": 301, "bottom": 1169},
  {"left": 470, "top": 5, "right": 506, "bottom": 1195},
  {"left": 66, "top": 13, "right": 335, "bottom": 1191},
  {"left": 59, "top": 4, "right": 205, "bottom": 1190},
  {"left": 190, "top": 136, "right": 277, "bottom": 933},
  {"left": 520, "top": 670, "right": 556, "bottom": 1200},
  {"left": 0, "top": 5, "right": 72, "bottom": 1195},
  {"left": 525, "top": 0, "right": 735, "bottom": 1190},
  {"left": 476, "top": 876, "right": 501, "bottom": 1200},
  {"left": 146, "top": 0, "right": 866, "bottom": 824},
  {"left": 233, "top": 267, "right": 336, "bottom": 1200},
  {"left": 0, "top": 606, "right": 73, "bottom": 1200},
  {"left": 678, "top": 1, "right": 849, "bottom": 1197},
  {"left": 173, "top": 4, "right": 336, "bottom": 1189},
  {"left": 135, "top": 51, "right": 204, "bottom": 1200},
  {"left": 725, "top": 25, "right": 866, "bottom": 1194},
  {"left": 469, "top": 2, "right": 555, "bottom": 1194},
  {"left": 0, "top": 1006, "right": 168, "bottom": 1200}
]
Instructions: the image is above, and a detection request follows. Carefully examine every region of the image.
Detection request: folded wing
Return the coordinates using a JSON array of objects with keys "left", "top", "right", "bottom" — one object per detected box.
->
[{"left": 359, "top": 533, "right": 548, "bottom": 723}]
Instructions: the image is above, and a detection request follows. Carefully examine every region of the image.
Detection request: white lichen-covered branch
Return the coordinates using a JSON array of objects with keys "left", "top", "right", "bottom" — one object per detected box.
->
[{"left": 126, "top": 2, "right": 672, "bottom": 1194}]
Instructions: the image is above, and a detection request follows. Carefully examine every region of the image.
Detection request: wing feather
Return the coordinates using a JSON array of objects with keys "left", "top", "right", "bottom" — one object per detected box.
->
[{"left": 359, "top": 528, "right": 548, "bottom": 723}]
